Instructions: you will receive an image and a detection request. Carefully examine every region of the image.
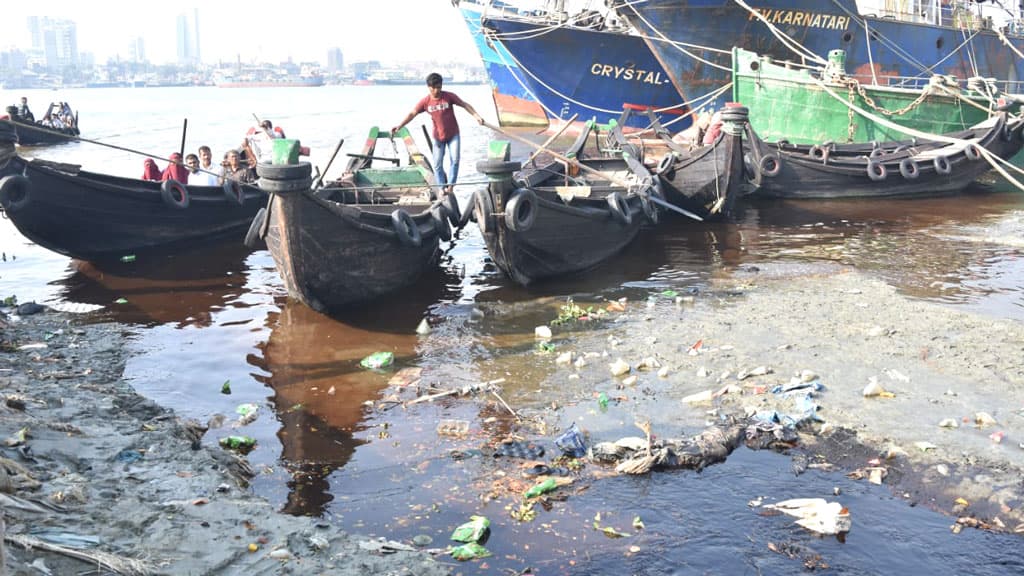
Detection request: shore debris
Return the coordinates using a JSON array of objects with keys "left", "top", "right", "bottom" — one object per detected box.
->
[
  {"left": 863, "top": 377, "right": 895, "bottom": 398},
  {"left": 763, "top": 498, "right": 851, "bottom": 535}
]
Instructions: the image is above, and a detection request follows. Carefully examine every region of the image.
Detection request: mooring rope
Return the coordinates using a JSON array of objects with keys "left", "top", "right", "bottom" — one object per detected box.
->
[
  {"left": 612, "top": 0, "right": 732, "bottom": 72},
  {"left": 731, "top": 0, "right": 827, "bottom": 65}
]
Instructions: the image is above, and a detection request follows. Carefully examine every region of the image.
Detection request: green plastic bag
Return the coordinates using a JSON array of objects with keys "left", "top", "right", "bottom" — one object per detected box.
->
[
  {"left": 525, "top": 477, "right": 558, "bottom": 498},
  {"left": 451, "top": 543, "right": 491, "bottom": 561},
  {"left": 219, "top": 435, "right": 256, "bottom": 451},
  {"left": 360, "top": 351, "right": 394, "bottom": 370},
  {"left": 450, "top": 515, "right": 490, "bottom": 543}
]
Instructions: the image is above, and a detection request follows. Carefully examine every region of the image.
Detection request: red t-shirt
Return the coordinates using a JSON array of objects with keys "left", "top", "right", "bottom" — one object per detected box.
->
[{"left": 415, "top": 91, "right": 466, "bottom": 142}]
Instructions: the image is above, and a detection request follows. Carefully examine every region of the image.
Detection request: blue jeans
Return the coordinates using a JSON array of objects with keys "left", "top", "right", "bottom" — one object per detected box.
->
[{"left": 431, "top": 132, "right": 460, "bottom": 192}]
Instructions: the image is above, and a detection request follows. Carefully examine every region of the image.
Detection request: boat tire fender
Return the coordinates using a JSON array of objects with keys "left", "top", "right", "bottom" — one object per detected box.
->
[
  {"left": 160, "top": 179, "right": 190, "bottom": 209},
  {"left": 657, "top": 154, "right": 676, "bottom": 180},
  {"left": 809, "top": 145, "right": 825, "bottom": 160},
  {"left": 759, "top": 153, "right": 781, "bottom": 178},
  {"left": 504, "top": 188, "right": 537, "bottom": 232},
  {"left": 933, "top": 155, "right": 952, "bottom": 175},
  {"left": 1002, "top": 122, "right": 1014, "bottom": 142},
  {"left": 441, "top": 193, "right": 461, "bottom": 227},
  {"left": 474, "top": 189, "right": 497, "bottom": 234},
  {"left": 224, "top": 179, "right": 245, "bottom": 205},
  {"left": 244, "top": 207, "right": 267, "bottom": 249},
  {"left": 898, "top": 158, "right": 920, "bottom": 180},
  {"left": 431, "top": 206, "right": 452, "bottom": 242},
  {"left": 869, "top": 147, "right": 885, "bottom": 159},
  {"left": 256, "top": 162, "right": 312, "bottom": 181},
  {"left": 866, "top": 161, "right": 887, "bottom": 182},
  {"left": 0, "top": 174, "right": 31, "bottom": 212},
  {"left": 391, "top": 209, "right": 422, "bottom": 247},
  {"left": 606, "top": 191, "right": 633, "bottom": 226},
  {"left": 964, "top": 143, "right": 982, "bottom": 161},
  {"left": 640, "top": 193, "right": 658, "bottom": 224},
  {"left": 457, "top": 192, "right": 475, "bottom": 229}
]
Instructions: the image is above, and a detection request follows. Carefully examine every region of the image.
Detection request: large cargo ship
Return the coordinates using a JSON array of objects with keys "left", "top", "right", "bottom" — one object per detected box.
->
[
  {"left": 616, "top": 0, "right": 1024, "bottom": 115},
  {"left": 214, "top": 66, "right": 324, "bottom": 88}
]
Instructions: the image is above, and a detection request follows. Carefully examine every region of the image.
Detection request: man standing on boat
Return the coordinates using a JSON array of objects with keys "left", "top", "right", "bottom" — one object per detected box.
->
[
  {"left": 16, "top": 97, "right": 33, "bottom": 122},
  {"left": 392, "top": 72, "right": 484, "bottom": 197}
]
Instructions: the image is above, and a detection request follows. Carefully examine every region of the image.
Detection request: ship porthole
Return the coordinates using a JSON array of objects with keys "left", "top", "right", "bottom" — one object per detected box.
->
[
  {"left": 841, "top": 32, "right": 853, "bottom": 43},
  {"left": 749, "top": 61, "right": 760, "bottom": 72}
]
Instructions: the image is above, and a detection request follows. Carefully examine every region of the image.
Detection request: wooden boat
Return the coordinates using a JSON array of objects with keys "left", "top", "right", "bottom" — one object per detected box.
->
[
  {"left": 0, "top": 135, "right": 265, "bottom": 262},
  {"left": 608, "top": 105, "right": 753, "bottom": 220},
  {"left": 745, "top": 113, "right": 1024, "bottom": 199},
  {"left": 472, "top": 119, "right": 661, "bottom": 286},
  {"left": 2, "top": 102, "right": 80, "bottom": 146},
  {"left": 255, "top": 127, "right": 460, "bottom": 312}
]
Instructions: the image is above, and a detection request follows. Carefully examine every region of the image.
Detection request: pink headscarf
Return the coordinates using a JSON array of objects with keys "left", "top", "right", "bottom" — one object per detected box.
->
[
  {"left": 142, "top": 158, "right": 161, "bottom": 180},
  {"left": 161, "top": 153, "right": 191, "bottom": 182}
]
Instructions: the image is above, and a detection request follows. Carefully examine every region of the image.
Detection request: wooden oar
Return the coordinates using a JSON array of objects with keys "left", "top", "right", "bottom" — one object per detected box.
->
[
  {"left": 481, "top": 121, "right": 703, "bottom": 221},
  {"left": 524, "top": 113, "right": 578, "bottom": 165},
  {"left": 421, "top": 125, "right": 434, "bottom": 154}
]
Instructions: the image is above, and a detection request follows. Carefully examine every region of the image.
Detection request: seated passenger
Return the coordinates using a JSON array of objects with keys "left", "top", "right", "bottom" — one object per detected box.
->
[
  {"left": 142, "top": 158, "right": 161, "bottom": 181},
  {"left": 184, "top": 153, "right": 200, "bottom": 183},
  {"left": 161, "top": 152, "right": 191, "bottom": 182},
  {"left": 219, "top": 149, "right": 256, "bottom": 184}
]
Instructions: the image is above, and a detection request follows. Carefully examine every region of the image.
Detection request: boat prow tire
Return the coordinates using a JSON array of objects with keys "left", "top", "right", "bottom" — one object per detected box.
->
[
  {"left": 441, "top": 193, "right": 461, "bottom": 227},
  {"left": 431, "top": 205, "right": 452, "bottom": 242},
  {"left": 898, "top": 158, "right": 920, "bottom": 180},
  {"left": 457, "top": 192, "right": 475, "bottom": 230},
  {"left": 964, "top": 143, "right": 982, "bottom": 161},
  {"left": 758, "top": 153, "right": 781, "bottom": 178},
  {"left": 244, "top": 207, "right": 267, "bottom": 249},
  {"left": 160, "top": 179, "right": 190, "bottom": 209},
  {"left": 606, "top": 191, "right": 632, "bottom": 226},
  {"left": 640, "top": 193, "right": 658, "bottom": 224},
  {"left": 224, "top": 179, "right": 245, "bottom": 205},
  {"left": 256, "top": 162, "right": 312, "bottom": 181},
  {"left": 657, "top": 154, "right": 676, "bottom": 180},
  {"left": 504, "top": 188, "right": 537, "bottom": 233},
  {"left": 391, "top": 208, "right": 422, "bottom": 247},
  {"left": 869, "top": 147, "right": 885, "bottom": 159},
  {"left": 866, "top": 160, "right": 887, "bottom": 182},
  {"left": 474, "top": 189, "right": 496, "bottom": 235},
  {"left": 0, "top": 174, "right": 31, "bottom": 212},
  {"left": 933, "top": 155, "right": 952, "bottom": 175}
]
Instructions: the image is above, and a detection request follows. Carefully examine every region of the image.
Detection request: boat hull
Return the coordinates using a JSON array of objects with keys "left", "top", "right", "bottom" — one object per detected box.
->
[{"left": 7, "top": 119, "right": 79, "bottom": 146}]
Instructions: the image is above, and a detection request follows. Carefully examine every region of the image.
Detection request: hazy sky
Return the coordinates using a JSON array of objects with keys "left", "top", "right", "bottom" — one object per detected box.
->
[{"left": 11, "top": 1, "right": 481, "bottom": 65}]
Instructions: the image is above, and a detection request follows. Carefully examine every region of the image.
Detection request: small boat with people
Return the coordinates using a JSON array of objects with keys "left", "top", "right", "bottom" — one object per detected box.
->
[
  {"left": 253, "top": 127, "right": 461, "bottom": 313},
  {"left": 3, "top": 101, "right": 80, "bottom": 146},
  {"left": 0, "top": 122, "right": 264, "bottom": 262},
  {"left": 472, "top": 119, "right": 663, "bottom": 286}
]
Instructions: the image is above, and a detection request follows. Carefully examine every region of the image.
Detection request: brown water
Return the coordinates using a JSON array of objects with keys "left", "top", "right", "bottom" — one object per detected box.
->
[{"left": 2, "top": 85, "right": 1024, "bottom": 574}]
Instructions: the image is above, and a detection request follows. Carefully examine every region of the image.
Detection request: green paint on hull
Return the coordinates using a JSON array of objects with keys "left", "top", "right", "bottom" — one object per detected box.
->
[{"left": 732, "top": 48, "right": 994, "bottom": 145}]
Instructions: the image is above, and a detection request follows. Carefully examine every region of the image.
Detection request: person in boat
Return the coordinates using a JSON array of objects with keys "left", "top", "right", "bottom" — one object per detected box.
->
[
  {"left": 194, "top": 145, "right": 221, "bottom": 186},
  {"left": 184, "top": 153, "right": 200, "bottom": 183},
  {"left": 220, "top": 149, "right": 256, "bottom": 184},
  {"left": 391, "top": 72, "right": 484, "bottom": 197},
  {"left": 16, "top": 97, "right": 34, "bottom": 122},
  {"left": 161, "top": 152, "right": 191, "bottom": 183},
  {"left": 142, "top": 158, "right": 161, "bottom": 181},
  {"left": 242, "top": 120, "right": 285, "bottom": 167}
]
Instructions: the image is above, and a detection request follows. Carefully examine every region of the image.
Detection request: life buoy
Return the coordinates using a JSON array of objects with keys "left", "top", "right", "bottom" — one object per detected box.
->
[
  {"left": 244, "top": 207, "right": 267, "bottom": 249},
  {"left": 224, "top": 179, "right": 245, "bottom": 205},
  {"left": 160, "top": 179, "right": 189, "bottom": 209},
  {"left": 964, "top": 143, "right": 982, "bottom": 161},
  {"left": 430, "top": 205, "right": 451, "bottom": 242},
  {"left": 933, "top": 155, "right": 952, "bottom": 175},
  {"left": 391, "top": 209, "right": 421, "bottom": 247},
  {"left": 504, "top": 188, "right": 537, "bottom": 232},
  {"left": 866, "top": 161, "right": 887, "bottom": 181},
  {"left": 0, "top": 174, "right": 31, "bottom": 212},
  {"left": 606, "top": 191, "right": 632, "bottom": 226},
  {"left": 758, "top": 153, "right": 781, "bottom": 177},
  {"left": 657, "top": 154, "right": 676, "bottom": 180},
  {"left": 898, "top": 158, "right": 920, "bottom": 180},
  {"left": 441, "top": 193, "right": 461, "bottom": 227}
]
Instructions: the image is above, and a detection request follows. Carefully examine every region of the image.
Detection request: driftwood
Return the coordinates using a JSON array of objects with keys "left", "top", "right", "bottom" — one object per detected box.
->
[
  {"left": 5, "top": 533, "right": 154, "bottom": 575},
  {"left": 593, "top": 420, "right": 747, "bottom": 475}
]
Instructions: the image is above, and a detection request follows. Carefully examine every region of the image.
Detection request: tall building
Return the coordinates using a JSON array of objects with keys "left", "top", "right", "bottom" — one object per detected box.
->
[
  {"left": 193, "top": 8, "right": 201, "bottom": 63},
  {"left": 176, "top": 14, "right": 194, "bottom": 65},
  {"left": 327, "top": 48, "right": 344, "bottom": 72},
  {"left": 26, "top": 16, "right": 77, "bottom": 70},
  {"left": 129, "top": 37, "right": 146, "bottom": 64}
]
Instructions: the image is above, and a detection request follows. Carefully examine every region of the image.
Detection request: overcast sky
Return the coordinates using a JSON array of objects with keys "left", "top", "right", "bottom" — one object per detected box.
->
[{"left": 9, "top": 1, "right": 482, "bottom": 65}]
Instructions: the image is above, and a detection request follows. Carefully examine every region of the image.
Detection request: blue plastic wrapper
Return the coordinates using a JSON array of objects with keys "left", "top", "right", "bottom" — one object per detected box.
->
[{"left": 555, "top": 422, "right": 587, "bottom": 457}]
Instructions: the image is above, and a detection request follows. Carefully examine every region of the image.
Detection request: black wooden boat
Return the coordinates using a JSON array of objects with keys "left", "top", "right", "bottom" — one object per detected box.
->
[
  {"left": 609, "top": 105, "right": 754, "bottom": 220},
  {"left": 254, "top": 127, "right": 459, "bottom": 312},
  {"left": 473, "top": 120, "right": 661, "bottom": 286},
  {"left": 2, "top": 102, "right": 80, "bottom": 146},
  {"left": 745, "top": 113, "right": 1024, "bottom": 199},
  {"left": 0, "top": 137, "right": 264, "bottom": 262}
]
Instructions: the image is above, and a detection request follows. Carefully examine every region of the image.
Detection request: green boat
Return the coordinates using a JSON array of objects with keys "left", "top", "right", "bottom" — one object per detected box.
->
[{"left": 732, "top": 47, "right": 1004, "bottom": 145}]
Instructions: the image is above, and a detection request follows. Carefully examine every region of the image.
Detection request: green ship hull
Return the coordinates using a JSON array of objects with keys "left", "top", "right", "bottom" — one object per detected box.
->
[{"left": 732, "top": 47, "right": 996, "bottom": 146}]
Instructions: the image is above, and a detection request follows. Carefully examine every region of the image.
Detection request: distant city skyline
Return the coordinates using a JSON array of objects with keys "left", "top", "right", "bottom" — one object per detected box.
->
[{"left": 6, "top": 1, "right": 481, "bottom": 66}]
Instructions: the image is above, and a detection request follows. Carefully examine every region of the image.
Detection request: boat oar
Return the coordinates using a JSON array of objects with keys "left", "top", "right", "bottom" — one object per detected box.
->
[
  {"left": 313, "top": 138, "right": 345, "bottom": 190},
  {"left": 421, "top": 125, "right": 434, "bottom": 154},
  {"left": 524, "top": 113, "right": 578, "bottom": 166},
  {"left": 481, "top": 121, "right": 703, "bottom": 221},
  {"left": 179, "top": 118, "right": 188, "bottom": 156}
]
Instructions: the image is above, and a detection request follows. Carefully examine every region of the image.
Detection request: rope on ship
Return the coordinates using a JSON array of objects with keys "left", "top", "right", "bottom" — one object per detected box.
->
[
  {"left": 731, "top": 0, "right": 827, "bottom": 65},
  {"left": 607, "top": 0, "right": 731, "bottom": 72},
  {"left": 996, "top": 26, "right": 1024, "bottom": 61}
]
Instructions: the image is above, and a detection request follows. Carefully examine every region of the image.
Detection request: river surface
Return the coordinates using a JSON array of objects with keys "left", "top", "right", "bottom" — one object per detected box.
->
[{"left": 2, "top": 85, "right": 1023, "bottom": 574}]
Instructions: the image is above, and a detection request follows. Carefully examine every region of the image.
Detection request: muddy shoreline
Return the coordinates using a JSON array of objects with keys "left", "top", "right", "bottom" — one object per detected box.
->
[{"left": 2, "top": 262, "right": 1022, "bottom": 574}]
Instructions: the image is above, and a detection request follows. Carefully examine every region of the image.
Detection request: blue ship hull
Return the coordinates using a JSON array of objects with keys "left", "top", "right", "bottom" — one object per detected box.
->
[
  {"left": 482, "top": 16, "right": 693, "bottom": 132},
  {"left": 460, "top": 6, "right": 548, "bottom": 127},
  {"left": 618, "top": 0, "right": 1024, "bottom": 113}
]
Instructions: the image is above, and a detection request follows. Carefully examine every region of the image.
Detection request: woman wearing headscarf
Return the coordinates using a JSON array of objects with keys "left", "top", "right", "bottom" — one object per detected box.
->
[
  {"left": 161, "top": 152, "right": 191, "bottom": 183},
  {"left": 142, "top": 158, "right": 161, "bottom": 181}
]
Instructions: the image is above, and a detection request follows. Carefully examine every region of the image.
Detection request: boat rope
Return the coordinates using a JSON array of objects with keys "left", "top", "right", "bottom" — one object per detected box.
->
[
  {"left": 865, "top": 21, "right": 879, "bottom": 86},
  {"left": 995, "top": 26, "right": 1024, "bottom": 62},
  {"left": 730, "top": 0, "right": 827, "bottom": 65},
  {"left": 812, "top": 74, "right": 1024, "bottom": 192},
  {"left": 826, "top": 0, "right": 931, "bottom": 74},
  {"left": 892, "top": 30, "right": 980, "bottom": 88},
  {"left": 962, "top": 27, "right": 981, "bottom": 80},
  {"left": 611, "top": 0, "right": 732, "bottom": 72}
]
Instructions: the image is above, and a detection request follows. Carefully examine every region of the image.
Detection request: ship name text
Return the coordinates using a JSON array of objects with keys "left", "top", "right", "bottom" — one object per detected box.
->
[{"left": 748, "top": 9, "right": 851, "bottom": 30}]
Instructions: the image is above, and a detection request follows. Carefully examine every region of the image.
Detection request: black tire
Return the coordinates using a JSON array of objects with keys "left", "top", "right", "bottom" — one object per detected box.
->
[
  {"left": 441, "top": 193, "right": 461, "bottom": 227},
  {"left": 475, "top": 159, "right": 521, "bottom": 175},
  {"left": 866, "top": 160, "right": 887, "bottom": 181},
  {"left": 431, "top": 206, "right": 451, "bottom": 242},
  {"left": 898, "top": 158, "right": 920, "bottom": 180},
  {"left": 0, "top": 174, "right": 31, "bottom": 212},
  {"left": 1002, "top": 122, "right": 1014, "bottom": 142},
  {"left": 244, "top": 207, "right": 267, "bottom": 249},
  {"left": 457, "top": 192, "right": 475, "bottom": 230},
  {"left": 933, "top": 155, "right": 952, "bottom": 175},
  {"left": 759, "top": 153, "right": 781, "bottom": 177},
  {"left": 504, "top": 188, "right": 537, "bottom": 232},
  {"left": 964, "top": 143, "right": 982, "bottom": 161},
  {"left": 474, "top": 188, "right": 496, "bottom": 235},
  {"left": 259, "top": 177, "right": 312, "bottom": 193},
  {"left": 160, "top": 179, "right": 189, "bottom": 209},
  {"left": 256, "top": 162, "right": 312, "bottom": 180},
  {"left": 869, "top": 147, "right": 885, "bottom": 159},
  {"left": 391, "top": 208, "right": 421, "bottom": 247},
  {"left": 640, "top": 193, "right": 658, "bottom": 224},
  {"left": 224, "top": 179, "right": 245, "bottom": 205},
  {"left": 809, "top": 145, "right": 825, "bottom": 160},
  {"left": 606, "top": 191, "right": 632, "bottom": 226},
  {"left": 657, "top": 154, "right": 676, "bottom": 180}
]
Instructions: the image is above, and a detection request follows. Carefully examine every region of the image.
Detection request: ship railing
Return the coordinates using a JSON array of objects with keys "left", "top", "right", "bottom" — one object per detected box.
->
[
  {"left": 859, "top": 3, "right": 1010, "bottom": 32},
  {"left": 853, "top": 73, "right": 1024, "bottom": 96}
]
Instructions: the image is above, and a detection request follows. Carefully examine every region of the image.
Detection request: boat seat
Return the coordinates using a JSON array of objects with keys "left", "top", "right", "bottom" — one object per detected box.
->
[
  {"left": 353, "top": 168, "right": 428, "bottom": 188},
  {"left": 912, "top": 137, "right": 980, "bottom": 160}
]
